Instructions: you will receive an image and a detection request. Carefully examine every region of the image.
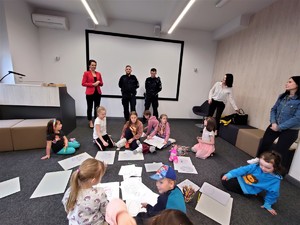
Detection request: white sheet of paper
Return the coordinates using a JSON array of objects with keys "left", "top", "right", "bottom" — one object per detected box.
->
[
  {"left": 122, "top": 167, "right": 142, "bottom": 180},
  {"left": 126, "top": 199, "right": 147, "bottom": 216},
  {"left": 95, "top": 151, "right": 116, "bottom": 165},
  {"left": 30, "top": 170, "right": 72, "bottom": 198},
  {"left": 0, "top": 177, "right": 20, "bottom": 199},
  {"left": 144, "top": 162, "right": 163, "bottom": 172},
  {"left": 195, "top": 193, "right": 233, "bottom": 225},
  {"left": 118, "top": 150, "right": 144, "bottom": 161},
  {"left": 143, "top": 136, "right": 165, "bottom": 149},
  {"left": 121, "top": 179, "right": 158, "bottom": 216},
  {"left": 118, "top": 164, "right": 136, "bottom": 175},
  {"left": 200, "top": 182, "right": 231, "bottom": 206},
  {"left": 174, "top": 156, "right": 198, "bottom": 174},
  {"left": 58, "top": 152, "right": 93, "bottom": 170},
  {"left": 123, "top": 177, "right": 142, "bottom": 182},
  {"left": 96, "top": 182, "right": 120, "bottom": 201},
  {"left": 177, "top": 179, "right": 200, "bottom": 192},
  {"left": 121, "top": 179, "right": 157, "bottom": 202}
]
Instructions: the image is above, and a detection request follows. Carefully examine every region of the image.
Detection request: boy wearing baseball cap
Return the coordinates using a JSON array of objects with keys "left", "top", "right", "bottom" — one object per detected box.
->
[{"left": 136, "top": 164, "right": 186, "bottom": 223}]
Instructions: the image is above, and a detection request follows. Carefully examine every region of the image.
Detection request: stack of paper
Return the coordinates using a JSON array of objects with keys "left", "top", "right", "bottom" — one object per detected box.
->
[
  {"left": 119, "top": 164, "right": 143, "bottom": 180},
  {"left": 174, "top": 156, "right": 198, "bottom": 174},
  {"left": 195, "top": 182, "right": 233, "bottom": 225},
  {"left": 120, "top": 179, "right": 158, "bottom": 216},
  {"left": 95, "top": 182, "right": 120, "bottom": 201}
]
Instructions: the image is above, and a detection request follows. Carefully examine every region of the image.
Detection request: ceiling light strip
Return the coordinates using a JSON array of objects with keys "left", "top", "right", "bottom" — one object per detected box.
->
[
  {"left": 81, "top": 0, "right": 99, "bottom": 25},
  {"left": 168, "top": 0, "right": 195, "bottom": 34}
]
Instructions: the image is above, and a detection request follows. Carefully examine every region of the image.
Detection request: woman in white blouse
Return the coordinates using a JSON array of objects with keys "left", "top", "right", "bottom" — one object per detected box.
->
[{"left": 208, "top": 73, "right": 239, "bottom": 135}]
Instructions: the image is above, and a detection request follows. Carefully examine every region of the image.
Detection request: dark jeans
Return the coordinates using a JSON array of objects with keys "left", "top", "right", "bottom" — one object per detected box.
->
[
  {"left": 124, "top": 128, "right": 139, "bottom": 149},
  {"left": 221, "top": 173, "right": 244, "bottom": 195},
  {"left": 208, "top": 99, "right": 225, "bottom": 131},
  {"left": 144, "top": 95, "right": 159, "bottom": 118},
  {"left": 86, "top": 91, "right": 101, "bottom": 121},
  {"left": 256, "top": 125, "right": 299, "bottom": 171},
  {"left": 122, "top": 94, "right": 136, "bottom": 121},
  {"left": 94, "top": 134, "right": 114, "bottom": 151}
]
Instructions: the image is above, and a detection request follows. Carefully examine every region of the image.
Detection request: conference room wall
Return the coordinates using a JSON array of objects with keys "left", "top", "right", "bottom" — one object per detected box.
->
[
  {"left": 211, "top": 0, "right": 300, "bottom": 180},
  {"left": 36, "top": 15, "right": 217, "bottom": 119},
  {"left": 3, "top": 0, "right": 41, "bottom": 83},
  {"left": 212, "top": 0, "right": 300, "bottom": 130}
]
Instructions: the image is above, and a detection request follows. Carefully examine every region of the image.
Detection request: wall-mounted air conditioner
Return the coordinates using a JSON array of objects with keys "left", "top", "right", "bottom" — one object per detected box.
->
[{"left": 32, "top": 14, "right": 69, "bottom": 30}]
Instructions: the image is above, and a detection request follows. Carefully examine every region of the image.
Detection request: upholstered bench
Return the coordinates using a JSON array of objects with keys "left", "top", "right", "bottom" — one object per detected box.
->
[
  {"left": 0, "top": 119, "right": 24, "bottom": 152},
  {"left": 10, "top": 119, "right": 51, "bottom": 151},
  {"left": 236, "top": 128, "right": 265, "bottom": 157},
  {"left": 219, "top": 124, "right": 255, "bottom": 146}
]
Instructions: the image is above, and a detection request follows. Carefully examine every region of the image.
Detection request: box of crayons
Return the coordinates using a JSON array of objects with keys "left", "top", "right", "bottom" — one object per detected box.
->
[{"left": 182, "top": 185, "right": 196, "bottom": 203}]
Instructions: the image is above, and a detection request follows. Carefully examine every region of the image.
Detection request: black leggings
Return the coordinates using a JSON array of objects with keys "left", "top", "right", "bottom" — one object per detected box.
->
[
  {"left": 86, "top": 90, "right": 101, "bottom": 121},
  {"left": 221, "top": 173, "right": 244, "bottom": 195},
  {"left": 208, "top": 99, "right": 225, "bottom": 131},
  {"left": 94, "top": 134, "right": 114, "bottom": 151},
  {"left": 256, "top": 125, "right": 298, "bottom": 171},
  {"left": 124, "top": 128, "right": 139, "bottom": 149}
]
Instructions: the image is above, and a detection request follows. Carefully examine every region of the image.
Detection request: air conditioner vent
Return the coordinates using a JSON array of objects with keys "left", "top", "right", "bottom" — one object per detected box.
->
[{"left": 32, "top": 14, "right": 69, "bottom": 30}]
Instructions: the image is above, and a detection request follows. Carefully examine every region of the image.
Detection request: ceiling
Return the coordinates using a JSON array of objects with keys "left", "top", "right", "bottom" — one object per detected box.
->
[{"left": 24, "top": 0, "right": 277, "bottom": 33}]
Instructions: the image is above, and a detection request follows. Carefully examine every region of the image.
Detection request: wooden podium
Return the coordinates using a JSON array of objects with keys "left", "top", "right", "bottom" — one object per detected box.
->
[{"left": 0, "top": 83, "right": 76, "bottom": 134}]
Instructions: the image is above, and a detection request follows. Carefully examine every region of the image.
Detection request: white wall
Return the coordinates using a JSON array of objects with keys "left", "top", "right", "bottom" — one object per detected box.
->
[
  {"left": 0, "top": 0, "right": 13, "bottom": 84},
  {"left": 3, "top": 0, "right": 42, "bottom": 83},
  {"left": 38, "top": 16, "right": 217, "bottom": 118},
  {"left": 1, "top": 0, "right": 216, "bottom": 118}
]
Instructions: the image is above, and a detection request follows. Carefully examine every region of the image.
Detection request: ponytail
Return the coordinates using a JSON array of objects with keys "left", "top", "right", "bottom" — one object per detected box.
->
[
  {"left": 65, "top": 159, "right": 106, "bottom": 212},
  {"left": 66, "top": 170, "right": 80, "bottom": 212}
]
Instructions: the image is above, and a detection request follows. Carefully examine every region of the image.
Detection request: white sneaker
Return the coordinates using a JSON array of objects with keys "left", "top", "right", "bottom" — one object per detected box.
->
[
  {"left": 133, "top": 145, "right": 143, "bottom": 154},
  {"left": 247, "top": 157, "right": 259, "bottom": 164},
  {"left": 169, "top": 138, "right": 176, "bottom": 144},
  {"left": 149, "top": 146, "right": 156, "bottom": 153},
  {"left": 116, "top": 138, "right": 126, "bottom": 148}
]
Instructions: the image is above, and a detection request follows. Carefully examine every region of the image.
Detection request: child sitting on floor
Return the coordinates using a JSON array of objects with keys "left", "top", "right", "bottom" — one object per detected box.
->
[
  {"left": 116, "top": 111, "right": 143, "bottom": 151},
  {"left": 41, "top": 118, "right": 80, "bottom": 160},
  {"left": 191, "top": 117, "right": 216, "bottom": 159},
  {"left": 136, "top": 164, "right": 186, "bottom": 224},
  {"left": 93, "top": 106, "right": 114, "bottom": 151},
  {"left": 62, "top": 158, "right": 108, "bottom": 224},
  {"left": 143, "top": 110, "right": 159, "bottom": 136},
  {"left": 147, "top": 114, "right": 173, "bottom": 149},
  {"left": 221, "top": 151, "right": 284, "bottom": 216}
]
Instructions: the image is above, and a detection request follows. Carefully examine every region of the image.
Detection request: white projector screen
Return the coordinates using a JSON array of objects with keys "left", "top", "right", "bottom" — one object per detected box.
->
[{"left": 85, "top": 30, "right": 184, "bottom": 100}]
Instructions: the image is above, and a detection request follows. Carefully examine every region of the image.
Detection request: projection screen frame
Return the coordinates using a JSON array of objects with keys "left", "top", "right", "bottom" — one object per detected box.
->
[{"left": 85, "top": 30, "right": 184, "bottom": 101}]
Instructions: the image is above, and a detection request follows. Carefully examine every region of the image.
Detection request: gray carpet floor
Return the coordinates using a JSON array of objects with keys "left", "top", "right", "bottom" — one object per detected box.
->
[{"left": 0, "top": 117, "right": 299, "bottom": 225}]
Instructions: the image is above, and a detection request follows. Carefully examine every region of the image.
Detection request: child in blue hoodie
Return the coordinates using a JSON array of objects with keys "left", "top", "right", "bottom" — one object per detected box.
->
[{"left": 221, "top": 151, "right": 283, "bottom": 216}]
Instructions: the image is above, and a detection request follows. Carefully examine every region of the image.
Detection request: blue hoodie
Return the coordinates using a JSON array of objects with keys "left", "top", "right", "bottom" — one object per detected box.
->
[{"left": 225, "top": 164, "right": 282, "bottom": 210}]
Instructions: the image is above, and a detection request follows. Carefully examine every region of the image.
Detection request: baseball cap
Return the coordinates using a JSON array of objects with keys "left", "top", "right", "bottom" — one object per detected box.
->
[{"left": 150, "top": 164, "right": 176, "bottom": 181}]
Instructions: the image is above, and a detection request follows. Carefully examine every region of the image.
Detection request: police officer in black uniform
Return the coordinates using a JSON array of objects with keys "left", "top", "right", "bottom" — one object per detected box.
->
[
  {"left": 118, "top": 65, "right": 139, "bottom": 121},
  {"left": 144, "top": 68, "right": 162, "bottom": 120}
]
